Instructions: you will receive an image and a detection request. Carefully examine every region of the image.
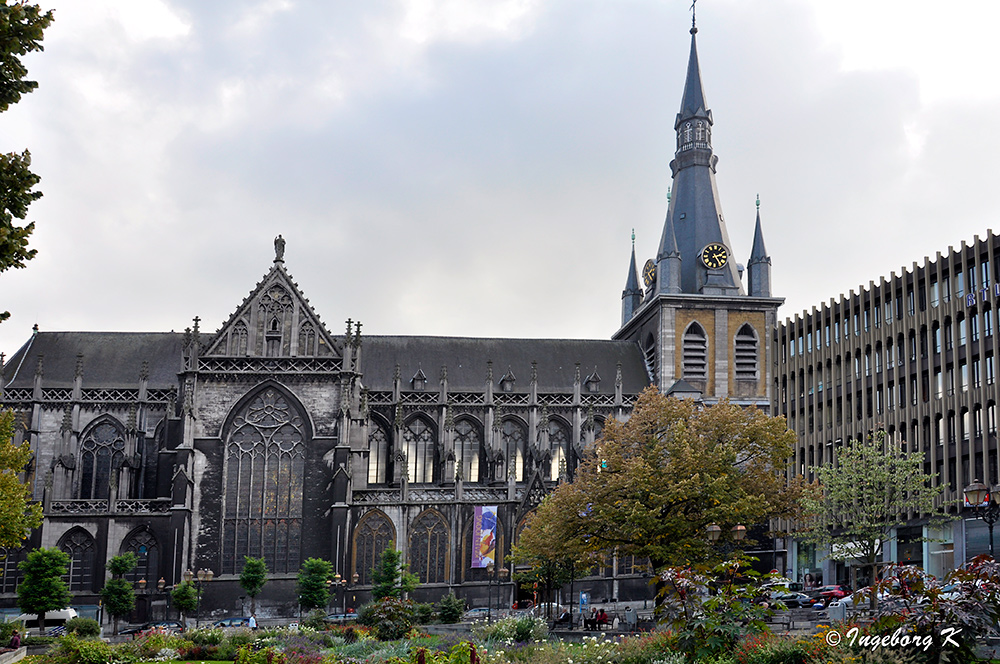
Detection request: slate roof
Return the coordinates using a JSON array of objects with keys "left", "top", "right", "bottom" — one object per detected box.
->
[
  {"left": 2, "top": 332, "right": 184, "bottom": 389},
  {"left": 361, "top": 336, "right": 650, "bottom": 394}
]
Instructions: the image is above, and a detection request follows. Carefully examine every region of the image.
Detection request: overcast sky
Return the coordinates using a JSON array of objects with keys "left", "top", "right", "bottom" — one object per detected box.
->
[{"left": 3, "top": 0, "right": 1000, "bottom": 358}]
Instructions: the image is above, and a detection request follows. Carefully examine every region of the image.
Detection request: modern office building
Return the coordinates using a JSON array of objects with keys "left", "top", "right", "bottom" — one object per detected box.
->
[{"left": 774, "top": 231, "right": 1000, "bottom": 585}]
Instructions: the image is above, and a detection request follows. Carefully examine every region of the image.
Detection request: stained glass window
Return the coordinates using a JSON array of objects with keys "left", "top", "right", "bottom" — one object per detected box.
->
[
  {"left": 404, "top": 418, "right": 436, "bottom": 484},
  {"left": 454, "top": 419, "right": 481, "bottom": 483},
  {"left": 222, "top": 387, "right": 306, "bottom": 575},
  {"left": 409, "top": 511, "right": 448, "bottom": 584},
  {"left": 0, "top": 547, "right": 26, "bottom": 593},
  {"left": 79, "top": 419, "right": 126, "bottom": 500},
  {"left": 353, "top": 512, "right": 393, "bottom": 585},
  {"left": 548, "top": 419, "right": 569, "bottom": 481},
  {"left": 121, "top": 528, "right": 159, "bottom": 585},
  {"left": 368, "top": 422, "right": 389, "bottom": 485},
  {"left": 59, "top": 529, "right": 97, "bottom": 592},
  {"left": 500, "top": 419, "right": 526, "bottom": 481}
]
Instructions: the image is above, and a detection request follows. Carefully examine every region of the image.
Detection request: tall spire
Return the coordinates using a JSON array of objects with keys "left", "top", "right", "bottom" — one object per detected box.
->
[
  {"left": 622, "top": 230, "right": 642, "bottom": 324},
  {"left": 657, "top": 20, "right": 743, "bottom": 297},
  {"left": 747, "top": 195, "right": 772, "bottom": 297}
]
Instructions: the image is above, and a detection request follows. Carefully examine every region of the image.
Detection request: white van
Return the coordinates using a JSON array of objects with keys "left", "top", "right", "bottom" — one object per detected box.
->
[{"left": 7, "top": 608, "right": 78, "bottom": 632}]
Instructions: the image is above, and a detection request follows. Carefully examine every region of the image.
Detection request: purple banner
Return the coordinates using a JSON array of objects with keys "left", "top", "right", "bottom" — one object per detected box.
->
[{"left": 471, "top": 505, "right": 497, "bottom": 568}]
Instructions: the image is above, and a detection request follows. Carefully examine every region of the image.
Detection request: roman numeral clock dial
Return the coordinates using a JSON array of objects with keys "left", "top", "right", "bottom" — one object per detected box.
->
[{"left": 700, "top": 243, "right": 729, "bottom": 269}]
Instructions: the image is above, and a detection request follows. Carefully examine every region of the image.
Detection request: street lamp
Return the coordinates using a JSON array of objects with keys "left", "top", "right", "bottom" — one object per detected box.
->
[
  {"left": 183, "top": 567, "right": 214, "bottom": 628},
  {"left": 706, "top": 524, "right": 747, "bottom": 553},
  {"left": 964, "top": 479, "right": 1000, "bottom": 558},
  {"left": 157, "top": 578, "right": 166, "bottom": 621}
]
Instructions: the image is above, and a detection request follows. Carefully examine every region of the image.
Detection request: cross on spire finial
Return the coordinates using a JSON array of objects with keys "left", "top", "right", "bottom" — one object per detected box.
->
[
  {"left": 690, "top": 0, "right": 698, "bottom": 34},
  {"left": 631, "top": 228, "right": 635, "bottom": 248},
  {"left": 756, "top": 193, "right": 760, "bottom": 210}
]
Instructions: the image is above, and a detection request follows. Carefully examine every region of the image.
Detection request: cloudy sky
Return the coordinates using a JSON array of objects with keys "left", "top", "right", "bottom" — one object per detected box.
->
[{"left": 3, "top": 0, "right": 1000, "bottom": 357}]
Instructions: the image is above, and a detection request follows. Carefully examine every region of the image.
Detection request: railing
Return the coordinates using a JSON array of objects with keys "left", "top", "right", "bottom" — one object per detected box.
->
[{"left": 48, "top": 498, "right": 172, "bottom": 515}]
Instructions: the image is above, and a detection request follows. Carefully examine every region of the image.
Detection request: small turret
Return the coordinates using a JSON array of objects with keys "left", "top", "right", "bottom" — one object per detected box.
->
[
  {"left": 622, "top": 230, "right": 643, "bottom": 324},
  {"left": 747, "top": 195, "right": 772, "bottom": 297}
]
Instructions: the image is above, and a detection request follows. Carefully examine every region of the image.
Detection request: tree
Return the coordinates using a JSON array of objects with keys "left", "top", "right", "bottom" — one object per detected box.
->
[
  {"left": 0, "top": 1, "right": 54, "bottom": 323},
  {"left": 297, "top": 557, "right": 332, "bottom": 612},
  {"left": 100, "top": 552, "right": 136, "bottom": 636},
  {"left": 799, "top": 430, "right": 949, "bottom": 607},
  {"left": 239, "top": 556, "right": 268, "bottom": 615},
  {"left": 0, "top": 410, "right": 43, "bottom": 546},
  {"left": 17, "top": 547, "right": 70, "bottom": 634},
  {"left": 510, "top": 509, "right": 595, "bottom": 619},
  {"left": 517, "top": 388, "right": 798, "bottom": 573},
  {"left": 371, "top": 548, "right": 418, "bottom": 601},
  {"left": 170, "top": 581, "right": 197, "bottom": 629}
]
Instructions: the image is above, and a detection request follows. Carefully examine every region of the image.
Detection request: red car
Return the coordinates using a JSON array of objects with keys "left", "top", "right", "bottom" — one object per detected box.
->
[{"left": 816, "top": 584, "right": 851, "bottom": 601}]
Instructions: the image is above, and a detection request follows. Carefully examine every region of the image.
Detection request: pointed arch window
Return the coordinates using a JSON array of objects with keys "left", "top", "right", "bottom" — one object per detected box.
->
[
  {"left": 501, "top": 419, "right": 527, "bottom": 481},
  {"left": 59, "top": 528, "right": 97, "bottom": 592},
  {"left": 682, "top": 323, "right": 708, "bottom": 381},
  {"left": 233, "top": 321, "right": 249, "bottom": 356},
  {"left": 409, "top": 511, "right": 449, "bottom": 584},
  {"left": 298, "top": 322, "right": 316, "bottom": 355},
  {"left": 222, "top": 387, "right": 306, "bottom": 575},
  {"left": 454, "top": 418, "right": 481, "bottom": 483},
  {"left": 404, "top": 417, "right": 436, "bottom": 484},
  {"left": 121, "top": 528, "right": 159, "bottom": 585},
  {"left": 353, "top": 512, "right": 394, "bottom": 586},
  {"left": 734, "top": 324, "right": 759, "bottom": 380},
  {"left": 367, "top": 420, "right": 390, "bottom": 485},
  {"left": 79, "top": 419, "right": 127, "bottom": 500},
  {"left": 548, "top": 419, "right": 570, "bottom": 481},
  {"left": 0, "top": 547, "right": 26, "bottom": 593}
]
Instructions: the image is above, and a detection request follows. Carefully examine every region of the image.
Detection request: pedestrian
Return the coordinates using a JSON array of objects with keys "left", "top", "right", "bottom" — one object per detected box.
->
[
  {"left": 249, "top": 614, "right": 258, "bottom": 630},
  {"left": 8, "top": 629, "right": 19, "bottom": 649},
  {"left": 596, "top": 608, "right": 608, "bottom": 628},
  {"left": 624, "top": 606, "right": 637, "bottom": 632}
]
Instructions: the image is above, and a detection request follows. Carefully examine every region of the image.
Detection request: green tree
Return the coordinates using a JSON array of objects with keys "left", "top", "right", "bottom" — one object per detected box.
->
[
  {"left": 799, "top": 430, "right": 949, "bottom": 608},
  {"left": 170, "top": 581, "right": 198, "bottom": 629},
  {"left": 510, "top": 509, "right": 594, "bottom": 619},
  {"left": 17, "top": 547, "right": 70, "bottom": 634},
  {"left": 100, "top": 552, "right": 136, "bottom": 636},
  {"left": 0, "top": 1, "right": 54, "bottom": 323},
  {"left": 371, "top": 548, "right": 418, "bottom": 601},
  {"left": 297, "top": 557, "right": 332, "bottom": 612},
  {"left": 0, "top": 410, "right": 43, "bottom": 546},
  {"left": 239, "top": 556, "right": 268, "bottom": 615},
  {"left": 518, "top": 388, "right": 799, "bottom": 573}
]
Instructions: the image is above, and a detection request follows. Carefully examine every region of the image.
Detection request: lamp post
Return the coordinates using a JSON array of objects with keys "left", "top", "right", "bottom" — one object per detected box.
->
[
  {"left": 157, "top": 578, "right": 166, "bottom": 621},
  {"left": 964, "top": 479, "right": 1000, "bottom": 558},
  {"left": 326, "top": 579, "right": 333, "bottom": 615},
  {"left": 486, "top": 562, "right": 495, "bottom": 623},
  {"left": 183, "top": 567, "right": 215, "bottom": 628},
  {"left": 337, "top": 573, "right": 348, "bottom": 614},
  {"left": 706, "top": 524, "right": 747, "bottom": 555}
]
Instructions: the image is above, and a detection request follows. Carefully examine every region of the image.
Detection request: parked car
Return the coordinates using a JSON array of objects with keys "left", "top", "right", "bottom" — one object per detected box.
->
[
  {"left": 324, "top": 613, "right": 357, "bottom": 624},
  {"left": 213, "top": 617, "right": 250, "bottom": 629},
  {"left": 762, "top": 590, "right": 814, "bottom": 609},
  {"left": 120, "top": 620, "right": 185, "bottom": 637},
  {"left": 816, "top": 584, "right": 851, "bottom": 602},
  {"left": 6, "top": 608, "right": 79, "bottom": 632},
  {"left": 461, "top": 607, "right": 492, "bottom": 621}
]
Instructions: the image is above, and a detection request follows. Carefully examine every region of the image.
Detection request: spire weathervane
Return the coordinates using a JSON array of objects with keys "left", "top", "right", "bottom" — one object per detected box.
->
[
  {"left": 756, "top": 193, "right": 760, "bottom": 210},
  {"left": 631, "top": 228, "right": 635, "bottom": 249},
  {"left": 690, "top": 0, "right": 697, "bottom": 34}
]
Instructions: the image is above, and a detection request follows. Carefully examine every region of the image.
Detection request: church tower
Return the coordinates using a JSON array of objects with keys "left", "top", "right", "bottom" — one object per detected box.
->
[{"left": 615, "top": 20, "right": 782, "bottom": 409}]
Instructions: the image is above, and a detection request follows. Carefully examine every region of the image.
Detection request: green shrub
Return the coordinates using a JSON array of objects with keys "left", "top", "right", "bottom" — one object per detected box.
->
[
  {"left": 22, "top": 636, "right": 55, "bottom": 647},
  {"left": 437, "top": 593, "right": 465, "bottom": 624},
  {"left": 235, "top": 644, "right": 287, "bottom": 664},
  {"left": 47, "top": 634, "right": 137, "bottom": 664},
  {"left": 471, "top": 614, "right": 547, "bottom": 644},
  {"left": 0, "top": 621, "right": 20, "bottom": 644},
  {"left": 63, "top": 617, "right": 100, "bottom": 638},
  {"left": 357, "top": 597, "right": 415, "bottom": 641},
  {"left": 302, "top": 608, "right": 327, "bottom": 630},
  {"left": 186, "top": 626, "right": 226, "bottom": 645},
  {"left": 413, "top": 602, "right": 435, "bottom": 625}
]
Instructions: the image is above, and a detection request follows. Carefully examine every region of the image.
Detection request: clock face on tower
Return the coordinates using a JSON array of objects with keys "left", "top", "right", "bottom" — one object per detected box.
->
[
  {"left": 642, "top": 259, "right": 657, "bottom": 287},
  {"left": 700, "top": 243, "right": 729, "bottom": 269}
]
